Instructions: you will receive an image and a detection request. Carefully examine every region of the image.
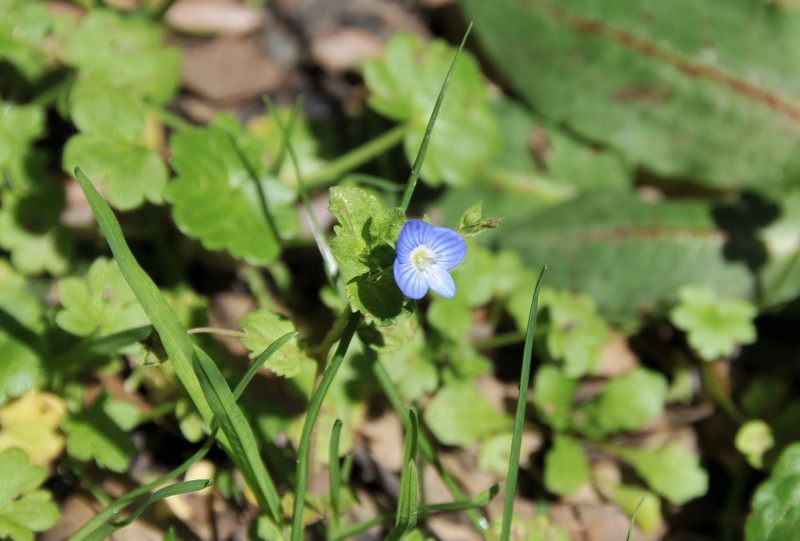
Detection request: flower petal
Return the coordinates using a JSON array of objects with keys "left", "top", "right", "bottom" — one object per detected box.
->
[
  {"left": 393, "top": 259, "right": 428, "bottom": 299},
  {"left": 428, "top": 227, "right": 467, "bottom": 270},
  {"left": 425, "top": 264, "right": 457, "bottom": 298},
  {"left": 396, "top": 220, "right": 433, "bottom": 260}
]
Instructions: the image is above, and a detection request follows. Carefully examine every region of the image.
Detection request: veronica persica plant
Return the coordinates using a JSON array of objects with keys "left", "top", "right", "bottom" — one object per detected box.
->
[{"left": 393, "top": 219, "right": 467, "bottom": 299}]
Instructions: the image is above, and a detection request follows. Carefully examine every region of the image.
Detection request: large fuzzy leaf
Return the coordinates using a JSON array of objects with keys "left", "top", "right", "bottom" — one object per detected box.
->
[{"left": 462, "top": 0, "right": 800, "bottom": 190}]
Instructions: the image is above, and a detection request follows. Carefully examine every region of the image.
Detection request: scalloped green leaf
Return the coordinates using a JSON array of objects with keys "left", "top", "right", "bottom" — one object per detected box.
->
[
  {"left": 61, "top": 391, "right": 136, "bottom": 472},
  {"left": 614, "top": 442, "right": 709, "bottom": 505},
  {"left": 364, "top": 33, "right": 501, "bottom": 187},
  {"left": 0, "top": 0, "right": 52, "bottom": 80},
  {"left": 746, "top": 442, "right": 800, "bottom": 541},
  {"left": 57, "top": 8, "right": 181, "bottom": 104},
  {"left": 365, "top": 316, "right": 437, "bottom": 401},
  {"left": 575, "top": 367, "right": 668, "bottom": 438},
  {"left": 0, "top": 448, "right": 60, "bottom": 541},
  {"left": 671, "top": 284, "right": 757, "bottom": 361},
  {"left": 532, "top": 364, "right": 578, "bottom": 431},
  {"left": 68, "top": 84, "right": 146, "bottom": 142},
  {"left": 63, "top": 133, "right": 167, "bottom": 211},
  {"left": 0, "top": 264, "right": 44, "bottom": 406},
  {"left": 0, "top": 101, "right": 45, "bottom": 175},
  {"left": 0, "top": 189, "right": 71, "bottom": 277},
  {"left": 539, "top": 287, "right": 610, "bottom": 377},
  {"left": 423, "top": 381, "right": 512, "bottom": 447},
  {"left": 167, "top": 120, "right": 288, "bottom": 265},
  {"left": 328, "top": 186, "right": 412, "bottom": 325},
  {"left": 544, "top": 435, "right": 590, "bottom": 495},
  {"left": 55, "top": 257, "right": 150, "bottom": 341},
  {"left": 462, "top": 0, "right": 800, "bottom": 190},
  {"left": 237, "top": 309, "right": 313, "bottom": 378}
]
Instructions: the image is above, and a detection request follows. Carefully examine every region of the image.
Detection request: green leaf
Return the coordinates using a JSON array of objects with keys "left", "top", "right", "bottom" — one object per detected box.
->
[
  {"left": 56, "top": 257, "right": 150, "bottom": 341},
  {"left": 575, "top": 368, "right": 668, "bottom": 438},
  {"left": 68, "top": 84, "right": 146, "bottom": 142},
  {"left": 0, "top": 101, "right": 45, "bottom": 175},
  {"left": 462, "top": 0, "right": 800, "bottom": 190},
  {"left": 57, "top": 9, "right": 181, "bottom": 104},
  {"left": 539, "top": 287, "right": 610, "bottom": 377},
  {"left": 329, "top": 186, "right": 411, "bottom": 325},
  {"left": 0, "top": 0, "right": 52, "bottom": 80},
  {"left": 423, "top": 381, "right": 512, "bottom": 447},
  {"left": 63, "top": 133, "right": 167, "bottom": 210},
  {"left": 427, "top": 291, "right": 472, "bottom": 341},
  {"left": 0, "top": 190, "right": 71, "bottom": 276},
  {"left": 364, "top": 316, "right": 437, "bottom": 401},
  {"left": 735, "top": 420, "right": 774, "bottom": 469},
  {"left": 498, "top": 193, "right": 753, "bottom": 326},
  {"left": 167, "top": 121, "right": 285, "bottom": 265},
  {"left": 745, "top": 442, "right": 800, "bottom": 541},
  {"left": 0, "top": 448, "right": 60, "bottom": 541},
  {"left": 0, "top": 267, "right": 44, "bottom": 405},
  {"left": 670, "top": 284, "right": 757, "bottom": 361},
  {"left": 238, "top": 309, "right": 314, "bottom": 378},
  {"left": 61, "top": 391, "right": 136, "bottom": 472},
  {"left": 614, "top": 442, "right": 709, "bottom": 505},
  {"left": 544, "top": 435, "right": 590, "bottom": 495},
  {"left": 364, "top": 33, "right": 501, "bottom": 187},
  {"left": 532, "top": 364, "right": 578, "bottom": 431}
]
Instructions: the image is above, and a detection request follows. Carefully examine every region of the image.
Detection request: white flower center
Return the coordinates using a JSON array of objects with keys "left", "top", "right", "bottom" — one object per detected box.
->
[{"left": 410, "top": 246, "right": 437, "bottom": 272}]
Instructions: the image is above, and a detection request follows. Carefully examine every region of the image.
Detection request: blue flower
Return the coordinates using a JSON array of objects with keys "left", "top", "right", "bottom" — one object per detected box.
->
[{"left": 393, "top": 219, "right": 467, "bottom": 299}]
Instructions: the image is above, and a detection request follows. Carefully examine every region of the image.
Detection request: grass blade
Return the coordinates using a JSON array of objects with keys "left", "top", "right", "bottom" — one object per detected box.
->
[
  {"left": 500, "top": 266, "right": 546, "bottom": 541},
  {"left": 398, "top": 23, "right": 473, "bottom": 212},
  {"left": 626, "top": 496, "right": 646, "bottom": 541},
  {"left": 329, "top": 419, "right": 344, "bottom": 535},
  {"left": 193, "top": 347, "right": 285, "bottom": 532},
  {"left": 83, "top": 480, "right": 212, "bottom": 541},
  {"left": 291, "top": 312, "right": 361, "bottom": 541},
  {"left": 73, "top": 167, "right": 214, "bottom": 425}
]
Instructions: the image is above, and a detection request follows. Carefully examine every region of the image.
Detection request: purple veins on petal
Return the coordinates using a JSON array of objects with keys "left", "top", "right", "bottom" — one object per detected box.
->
[{"left": 393, "top": 219, "right": 467, "bottom": 299}]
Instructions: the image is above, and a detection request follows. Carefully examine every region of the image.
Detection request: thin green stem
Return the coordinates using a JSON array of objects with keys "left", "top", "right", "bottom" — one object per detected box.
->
[
  {"left": 699, "top": 359, "right": 745, "bottom": 424},
  {"left": 145, "top": 103, "right": 196, "bottom": 132},
  {"left": 239, "top": 263, "right": 278, "bottom": 310},
  {"left": 291, "top": 313, "right": 362, "bottom": 541},
  {"left": 472, "top": 331, "right": 525, "bottom": 350},
  {"left": 501, "top": 267, "right": 546, "bottom": 541},
  {"left": 315, "top": 308, "right": 357, "bottom": 365},
  {"left": 372, "top": 357, "right": 490, "bottom": 535},
  {"left": 186, "top": 326, "right": 270, "bottom": 343},
  {"left": 265, "top": 97, "right": 340, "bottom": 293},
  {"left": 399, "top": 23, "right": 473, "bottom": 212},
  {"left": 69, "top": 436, "right": 216, "bottom": 541},
  {"left": 303, "top": 125, "right": 407, "bottom": 189}
]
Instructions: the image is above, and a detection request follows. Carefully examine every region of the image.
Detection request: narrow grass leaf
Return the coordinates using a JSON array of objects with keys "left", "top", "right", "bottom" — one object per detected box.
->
[
  {"left": 73, "top": 167, "right": 214, "bottom": 425},
  {"left": 627, "top": 496, "right": 646, "bottom": 541},
  {"left": 396, "top": 409, "right": 420, "bottom": 529},
  {"left": 193, "top": 346, "right": 284, "bottom": 532},
  {"left": 290, "top": 312, "right": 361, "bottom": 541},
  {"left": 329, "top": 418, "right": 344, "bottom": 534},
  {"left": 501, "top": 266, "right": 546, "bottom": 541},
  {"left": 399, "top": 22, "right": 473, "bottom": 211},
  {"left": 232, "top": 331, "right": 296, "bottom": 400},
  {"left": 83, "top": 480, "right": 212, "bottom": 541},
  {"left": 425, "top": 483, "right": 500, "bottom": 511},
  {"left": 69, "top": 334, "right": 291, "bottom": 541}
]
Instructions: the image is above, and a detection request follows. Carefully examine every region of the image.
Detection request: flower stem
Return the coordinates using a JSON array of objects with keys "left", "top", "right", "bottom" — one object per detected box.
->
[
  {"left": 303, "top": 124, "right": 407, "bottom": 189},
  {"left": 291, "top": 313, "right": 361, "bottom": 541}
]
